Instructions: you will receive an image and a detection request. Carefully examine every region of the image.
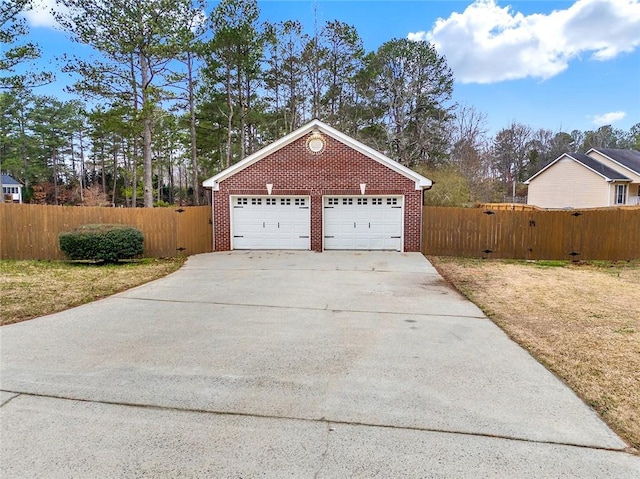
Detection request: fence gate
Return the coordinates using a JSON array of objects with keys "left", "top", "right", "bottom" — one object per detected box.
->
[
  {"left": 175, "top": 206, "right": 213, "bottom": 256},
  {"left": 422, "top": 206, "right": 640, "bottom": 261}
]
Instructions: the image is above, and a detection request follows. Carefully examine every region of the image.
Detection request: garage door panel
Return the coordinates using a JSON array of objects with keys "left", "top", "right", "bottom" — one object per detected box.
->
[
  {"left": 323, "top": 196, "right": 403, "bottom": 251},
  {"left": 231, "top": 196, "right": 310, "bottom": 250}
]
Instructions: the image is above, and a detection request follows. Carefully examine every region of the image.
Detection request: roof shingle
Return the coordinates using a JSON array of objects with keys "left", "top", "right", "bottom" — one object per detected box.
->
[
  {"left": 569, "top": 153, "right": 630, "bottom": 181},
  {"left": 592, "top": 148, "right": 640, "bottom": 175},
  {"left": 1, "top": 174, "right": 22, "bottom": 186}
]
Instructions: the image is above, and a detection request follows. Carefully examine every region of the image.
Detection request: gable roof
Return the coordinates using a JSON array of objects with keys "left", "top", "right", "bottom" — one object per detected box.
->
[
  {"left": 525, "top": 152, "right": 631, "bottom": 184},
  {"left": 2, "top": 174, "right": 22, "bottom": 186},
  {"left": 571, "top": 153, "right": 631, "bottom": 180},
  {"left": 587, "top": 148, "right": 640, "bottom": 176},
  {"left": 202, "top": 119, "right": 432, "bottom": 191}
]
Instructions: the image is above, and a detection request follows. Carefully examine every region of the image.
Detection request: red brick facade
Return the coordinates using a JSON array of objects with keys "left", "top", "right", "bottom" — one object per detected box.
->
[{"left": 212, "top": 133, "right": 423, "bottom": 252}]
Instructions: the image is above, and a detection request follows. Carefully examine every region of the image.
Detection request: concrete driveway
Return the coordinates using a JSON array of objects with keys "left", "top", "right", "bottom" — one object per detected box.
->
[{"left": 1, "top": 251, "right": 638, "bottom": 477}]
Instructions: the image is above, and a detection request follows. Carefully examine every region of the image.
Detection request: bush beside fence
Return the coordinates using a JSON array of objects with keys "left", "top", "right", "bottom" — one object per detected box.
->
[{"left": 0, "top": 204, "right": 212, "bottom": 260}]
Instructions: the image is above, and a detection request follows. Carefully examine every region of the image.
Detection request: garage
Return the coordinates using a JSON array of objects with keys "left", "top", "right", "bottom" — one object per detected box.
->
[
  {"left": 231, "top": 195, "right": 310, "bottom": 250},
  {"left": 204, "top": 120, "right": 431, "bottom": 253},
  {"left": 323, "top": 196, "right": 403, "bottom": 251}
]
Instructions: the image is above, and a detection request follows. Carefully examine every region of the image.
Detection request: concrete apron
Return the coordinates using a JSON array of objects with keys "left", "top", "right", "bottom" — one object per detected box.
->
[{"left": 1, "top": 251, "right": 638, "bottom": 477}]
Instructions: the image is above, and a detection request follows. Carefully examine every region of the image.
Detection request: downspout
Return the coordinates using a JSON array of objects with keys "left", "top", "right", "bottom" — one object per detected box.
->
[
  {"left": 420, "top": 181, "right": 434, "bottom": 254},
  {"left": 210, "top": 185, "right": 215, "bottom": 252}
]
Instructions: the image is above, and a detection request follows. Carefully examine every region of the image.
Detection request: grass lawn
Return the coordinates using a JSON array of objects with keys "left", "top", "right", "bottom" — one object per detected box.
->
[
  {"left": 430, "top": 256, "right": 640, "bottom": 452},
  {"left": 0, "top": 258, "right": 186, "bottom": 325}
]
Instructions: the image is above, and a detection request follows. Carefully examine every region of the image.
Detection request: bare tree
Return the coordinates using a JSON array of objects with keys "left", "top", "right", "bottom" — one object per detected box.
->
[{"left": 492, "top": 121, "right": 532, "bottom": 194}]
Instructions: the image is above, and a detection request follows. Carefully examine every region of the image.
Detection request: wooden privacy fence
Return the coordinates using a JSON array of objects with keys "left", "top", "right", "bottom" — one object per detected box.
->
[
  {"left": 422, "top": 206, "right": 640, "bottom": 261},
  {"left": 2, "top": 203, "right": 637, "bottom": 261},
  {"left": 0, "top": 204, "right": 213, "bottom": 260}
]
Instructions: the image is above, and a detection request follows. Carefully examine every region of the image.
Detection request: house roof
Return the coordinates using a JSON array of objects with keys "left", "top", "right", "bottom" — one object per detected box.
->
[
  {"left": 525, "top": 153, "right": 631, "bottom": 184},
  {"left": 571, "top": 153, "right": 631, "bottom": 180},
  {"left": 588, "top": 148, "right": 640, "bottom": 176},
  {"left": 202, "top": 119, "right": 432, "bottom": 191},
  {"left": 2, "top": 174, "right": 22, "bottom": 186}
]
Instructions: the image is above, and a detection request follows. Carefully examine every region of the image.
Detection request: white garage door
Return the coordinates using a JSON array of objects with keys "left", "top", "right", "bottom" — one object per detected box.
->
[
  {"left": 323, "top": 196, "right": 403, "bottom": 251},
  {"left": 231, "top": 196, "right": 310, "bottom": 250}
]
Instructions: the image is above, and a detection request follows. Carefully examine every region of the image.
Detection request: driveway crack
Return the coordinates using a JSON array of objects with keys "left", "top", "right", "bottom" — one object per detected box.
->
[
  {"left": 115, "top": 296, "right": 487, "bottom": 320},
  {"left": 314, "top": 422, "right": 332, "bottom": 479},
  {"left": 0, "top": 392, "right": 21, "bottom": 408},
  {"left": 0, "top": 388, "right": 632, "bottom": 455}
]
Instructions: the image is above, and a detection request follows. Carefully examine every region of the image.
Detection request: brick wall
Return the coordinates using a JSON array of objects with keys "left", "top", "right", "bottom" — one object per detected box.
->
[{"left": 213, "top": 134, "right": 423, "bottom": 252}]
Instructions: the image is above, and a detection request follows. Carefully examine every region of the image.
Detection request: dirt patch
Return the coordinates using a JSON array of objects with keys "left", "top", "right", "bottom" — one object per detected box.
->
[
  {"left": 0, "top": 258, "right": 186, "bottom": 325},
  {"left": 429, "top": 257, "right": 640, "bottom": 452}
]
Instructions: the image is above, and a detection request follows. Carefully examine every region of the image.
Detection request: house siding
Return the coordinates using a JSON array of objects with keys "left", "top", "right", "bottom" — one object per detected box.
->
[
  {"left": 212, "top": 134, "right": 422, "bottom": 252},
  {"left": 527, "top": 158, "right": 610, "bottom": 208}
]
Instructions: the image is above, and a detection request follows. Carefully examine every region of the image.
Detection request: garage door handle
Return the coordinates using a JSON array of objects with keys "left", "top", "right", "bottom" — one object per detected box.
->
[
  {"left": 354, "top": 222, "right": 356, "bottom": 228},
  {"left": 369, "top": 222, "right": 371, "bottom": 228},
  {"left": 234, "top": 235, "right": 244, "bottom": 238},
  {"left": 325, "top": 236, "right": 335, "bottom": 238},
  {"left": 391, "top": 236, "right": 401, "bottom": 238},
  {"left": 392, "top": 206, "right": 401, "bottom": 209}
]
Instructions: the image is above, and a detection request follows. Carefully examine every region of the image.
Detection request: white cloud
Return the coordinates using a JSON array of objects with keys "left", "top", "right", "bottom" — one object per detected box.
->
[
  {"left": 190, "top": 9, "right": 207, "bottom": 34},
  {"left": 590, "top": 111, "right": 627, "bottom": 126},
  {"left": 24, "top": 0, "right": 62, "bottom": 29},
  {"left": 408, "top": 0, "right": 640, "bottom": 84},
  {"left": 25, "top": 2, "right": 205, "bottom": 32}
]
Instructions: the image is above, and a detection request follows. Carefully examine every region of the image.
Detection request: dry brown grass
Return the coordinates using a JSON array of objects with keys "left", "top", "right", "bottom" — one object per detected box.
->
[
  {"left": 430, "top": 256, "right": 640, "bottom": 451},
  {"left": 0, "top": 258, "right": 186, "bottom": 325}
]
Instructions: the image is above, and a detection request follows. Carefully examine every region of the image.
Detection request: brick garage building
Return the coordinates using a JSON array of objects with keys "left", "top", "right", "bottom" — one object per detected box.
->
[{"left": 203, "top": 120, "right": 432, "bottom": 252}]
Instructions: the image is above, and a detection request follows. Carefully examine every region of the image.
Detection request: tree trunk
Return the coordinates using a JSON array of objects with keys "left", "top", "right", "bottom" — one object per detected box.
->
[
  {"left": 178, "top": 163, "right": 183, "bottom": 206},
  {"left": 140, "top": 52, "right": 154, "bottom": 208},
  {"left": 188, "top": 52, "right": 200, "bottom": 205},
  {"left": 142, "top": 117, "right": 153, "bottom": 207},
  {"left": 70, "top": 132, "right": 76, "bottom": 182},
  {"left": 19, "top": 103, "right": 29, "bottom": 193},
  {"left": 79, "top": 128, "right": 85, "bottom": 202},
  {"left": 101, "top": 144, "right": 106, "bottom": 196},
  {"left": 156, "top": 161, "right": 161, "bottom": 203},
  {"left": 132, "top": 139, "right": 138, "bottom": 207},
  {"left": 237, "top": 60, "right": 246, "bottom": 159},
  {"left": 53, "top": 151, "right": 59, "bottom": 205},
  {"left": 130, "top": 54, "right": 139, "bottom": 208},
  {"left": 245, "top": 67, "right": 255, "bottom": 155},
  {"left": 112, "top": 140, "right": 118, "bottom": 206},
  {"left": 225, "top": 66, "right": 233, "bottom": 169},
  {"left": 168, "top": 154, "right": 174, "bottom": 204}
]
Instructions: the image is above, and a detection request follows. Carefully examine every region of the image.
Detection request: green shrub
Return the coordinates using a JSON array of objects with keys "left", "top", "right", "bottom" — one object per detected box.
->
[{"left": 59, "top": 224, "right": 144, "bottom": 262}]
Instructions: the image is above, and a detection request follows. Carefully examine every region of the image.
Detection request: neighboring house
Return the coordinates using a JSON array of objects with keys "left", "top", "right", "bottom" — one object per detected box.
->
[
  {"left": 203, "top": 119, "right": 432, "bottom": 252},
  {"left": 1, "top": 174, "right": 23, "bottom": 203},
  {"left": 525, "top": 148, "right": 640, "bottom": 208}
]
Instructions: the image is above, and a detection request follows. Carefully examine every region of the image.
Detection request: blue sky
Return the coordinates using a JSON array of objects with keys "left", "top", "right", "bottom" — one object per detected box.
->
[{"left": 22, "top": 0, "right": 640, "bottom": 136}]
